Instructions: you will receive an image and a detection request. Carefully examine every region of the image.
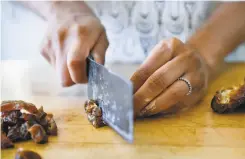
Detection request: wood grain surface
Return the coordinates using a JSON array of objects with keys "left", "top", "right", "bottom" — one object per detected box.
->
[{"left": 1, "top": 61, "right": 245, "bottom": 159}]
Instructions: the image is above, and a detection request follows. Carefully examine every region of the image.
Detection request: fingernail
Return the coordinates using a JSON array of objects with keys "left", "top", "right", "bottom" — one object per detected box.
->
[{"left": 139, "top": 101, "right": 157, "bottom": 117}]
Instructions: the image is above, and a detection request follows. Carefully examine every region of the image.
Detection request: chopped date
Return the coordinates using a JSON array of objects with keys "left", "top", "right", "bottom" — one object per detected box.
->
[
  {"left": 84, "top": 99, "right": 106, "bottom": 128},
  {"left": 87, "top": 113, "right": 106, "bottom": 128},
  {"left": 7, "top": 123, "right": 31, "bottom": 141},
  {"left": 28, "top": 124, "right": 48, "bottom": 144},
  {"left": 211, "top": 78, "right": 245, "bottom": 113},
  {"left": 1, "top": 100, "right": 38, "bottom": 114},
  {"left": 35, "top": 106, "right": 47, "bottom": 121},
  {"left": 2, "top": 110, "right": 23, "bottom": 126},
  {"left": 1, "top": 100, "right": 58, "bottom": 149},
  {"left": 1, "top": 132, "right": 14, "bottom": 149},
  {"left": 84, "top": 99, "right": 98, "bottom": 114},
  {"left": 46, "top": 118, "right": 58, "bottom": 136},
  {"left": 15, "top": 148, "right": 42, "bottom": 159},
  {"left": 20, "top": 113, "right": 37, "bottom": 122},
  {"left": 7, "top": 125, "right": 22, "bottom": 142},
  {"left": 1, "top": 118, "right": 9, "bottom": 134}
]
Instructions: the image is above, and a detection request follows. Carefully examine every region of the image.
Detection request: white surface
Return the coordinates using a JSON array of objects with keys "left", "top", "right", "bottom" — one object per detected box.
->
[{"left": 1, "top": 1, "right": 245, "bottom": 63}]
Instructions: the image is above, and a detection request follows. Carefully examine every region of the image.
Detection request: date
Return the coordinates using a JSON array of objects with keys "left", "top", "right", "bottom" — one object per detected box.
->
[
  {"left": 84, "top": 99, "right": 106, "bottom": 128},
  {"left": 15, "top": 148, "right": 42, "bottom": 159},
  {"left": 211, "top": 79, "right": 245, "bottom": 113}
]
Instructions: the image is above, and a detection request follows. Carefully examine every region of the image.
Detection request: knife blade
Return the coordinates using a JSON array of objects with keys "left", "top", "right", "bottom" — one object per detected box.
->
[{"left": 86, "top": 55, "right": 134, "bottom": 143}]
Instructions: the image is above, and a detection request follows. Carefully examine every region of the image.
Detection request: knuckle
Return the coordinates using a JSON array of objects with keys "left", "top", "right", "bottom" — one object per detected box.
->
[
  {"left": 169, "top": 37, "right": 183, "bottom": 48},
  {"left": 147, "top": 72, "right": 167, "bottom": 89},
  {"left": 171, "top": 37, "right": 183, "bottom": 45},
  {"left": 180, "top": 51, "right": 194, "bottom": 61},
  {"left": 70, "top": 24, "right": 89, "bottom": 37},
  {"left": 169, "top": 38, "right": 184, "bottom": 55},
  {"left": 77, "top": 25, "right": 89, "bottom": 37},
  {"left": 158, "top": 40, "right": 167, "bottom": 48},
  {"left": 152, "top": 40, "right": 173, "bottom": 58},
  {"left": 157, "top": 40, "right": 172, "bottom": 51},
  {"left": 132, "top": 67, "right": 151, "bottom": 81},
  {"left": 78, "top": 25, "right": 89, "bottom": 36},
  {"left": 57, "top": 27, "right": 68, "bottom": 44}
]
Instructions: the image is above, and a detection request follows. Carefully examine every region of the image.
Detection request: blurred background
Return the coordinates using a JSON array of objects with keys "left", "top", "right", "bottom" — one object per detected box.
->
[{"left": 1, "top": 1, "right": 245, "bottom": 99}]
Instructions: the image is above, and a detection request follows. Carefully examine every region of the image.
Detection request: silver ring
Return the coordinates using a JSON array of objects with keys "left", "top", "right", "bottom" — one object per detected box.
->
[{"left": 177, "top": 77, "right": 192, "bottom": 96}]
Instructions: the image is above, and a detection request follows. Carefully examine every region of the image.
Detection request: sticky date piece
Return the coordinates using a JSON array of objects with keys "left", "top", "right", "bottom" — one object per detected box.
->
[
  {"left": 211, "top": 80, "right": 245, "bottom": 113},
  {"left": 1, "top": 132, "right": 14, "bottom": 149},
  {"left": 1, "top": 118, "right": 9, "bottom": 134},
  {"left": 84, "top": 99, "right": 106, "bottom": 128},
  {"left": 2, "top": 110, "right": 23, "bottom": 126},
  {"left": 1, "top": 100, "right": 38, "bottom": 114},
  {"left": 15, "top": 148, "right": 42, "bottom": 159},
  {"left": 7, "top": 123, "right": 31, "bottom": 141},
  {"left": 28, "top": 124, "right": 48, "bottom": 144}
]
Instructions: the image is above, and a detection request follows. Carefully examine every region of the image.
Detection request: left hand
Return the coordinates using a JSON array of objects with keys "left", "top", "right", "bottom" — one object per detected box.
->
[{"left": 131, "top": 38, "right": 211, "bottom": 117}]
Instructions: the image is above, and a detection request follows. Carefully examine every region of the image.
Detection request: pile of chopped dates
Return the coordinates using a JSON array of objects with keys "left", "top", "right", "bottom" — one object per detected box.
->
[
  {"left": 84, "top": 99, "right": 106, "bottom": 128},
  {"left": 1, "top": 100, "right": 58, "bottom": 149},
  {"left": 211, "top": 78, "right": 245, "bottom": 113}
]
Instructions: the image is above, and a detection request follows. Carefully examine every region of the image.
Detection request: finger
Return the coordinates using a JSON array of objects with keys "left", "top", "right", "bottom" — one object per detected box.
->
[
  {"left": 41, "top": 39, "right": 57, "bottom": 66},
  {"left": 67, "top": 39, "right": 90, "bottom": 84},
  {"left": 66, "top": 24, "right": 103, "bottom": 84},
  {"left": 41, "top": 47, "right": 51, "bottom": 63},
  {"left": 130, "top": 38, "right": 183, "bottom": 93},
  {"left": 133, "top": 53, "right": 190, "bottom": 115},
  {"left": 91, "top": 30, "right": 109, "bottom": 65},
  {"left": 138, "top": 72, "right": 198, "bottom": 117},
  {"left": 53, "top": 27, "right": 75, "bottom": 87},
  {"left": 158, "top": 89, "right": 204, "bottom": 116},
  {"left": 41, "top": 37, "right": 52, "bottom": 63},
  {"left": 56, "top": 53, "right": 75, "bottom": 87}
]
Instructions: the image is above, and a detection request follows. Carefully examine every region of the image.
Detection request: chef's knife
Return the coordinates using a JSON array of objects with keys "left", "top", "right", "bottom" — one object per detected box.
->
[{"left": 86, "top": 55, "right": 134, "bottom": 143}]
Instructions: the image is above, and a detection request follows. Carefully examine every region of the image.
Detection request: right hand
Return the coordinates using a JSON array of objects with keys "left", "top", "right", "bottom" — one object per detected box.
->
[{"left": 41, "top": 4, "right": 108, "bottom": 87}]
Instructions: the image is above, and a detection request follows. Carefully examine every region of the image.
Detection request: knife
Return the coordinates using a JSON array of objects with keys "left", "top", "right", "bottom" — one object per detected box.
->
[{"left": 86, "top": 55, "right": 134, "bottom": 143}]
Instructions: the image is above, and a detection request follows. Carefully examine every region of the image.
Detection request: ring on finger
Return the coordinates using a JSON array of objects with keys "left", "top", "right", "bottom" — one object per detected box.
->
[{"left": 177, "top": 77, "right": 192, "bottom": 96}]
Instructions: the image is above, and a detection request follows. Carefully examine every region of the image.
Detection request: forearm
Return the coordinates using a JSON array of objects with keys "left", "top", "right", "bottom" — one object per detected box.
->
[
  {"left": 187, "top": 2, "right": 245, "bottom": 69},
  {"left": 18, "top": 1, "right": 94, "bottom": 21}
]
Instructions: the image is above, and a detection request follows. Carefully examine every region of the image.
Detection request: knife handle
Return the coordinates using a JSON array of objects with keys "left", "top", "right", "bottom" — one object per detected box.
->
[{"left": 86, "top": 54, "right": 94, "bottom": 78}]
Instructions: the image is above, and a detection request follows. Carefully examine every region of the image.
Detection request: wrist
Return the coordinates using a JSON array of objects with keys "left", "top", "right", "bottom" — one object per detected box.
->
[
  {"left": 186, "top": 38, "right": 225, "bottom": 82},
  {"left": 186, "top": 33, "right": 225, "bottom": 74}
]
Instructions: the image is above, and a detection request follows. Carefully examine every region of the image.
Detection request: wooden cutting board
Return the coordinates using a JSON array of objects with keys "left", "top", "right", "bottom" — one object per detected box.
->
[{"left": 1, "top": 63, "right": 245, "bottom": 159}]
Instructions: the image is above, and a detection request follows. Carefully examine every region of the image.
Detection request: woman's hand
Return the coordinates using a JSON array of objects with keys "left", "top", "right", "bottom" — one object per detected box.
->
[
  {"left": 41, "top": 2, "right": 108, "bottom": 87},
  {"left": 131, "top": 38, "right": 211, "bottom": 117}
]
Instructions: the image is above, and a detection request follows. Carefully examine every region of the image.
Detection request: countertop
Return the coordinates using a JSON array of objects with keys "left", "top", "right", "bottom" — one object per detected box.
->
[{"left": 1, "top": 61, "right": 245, "bottom": 159}]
